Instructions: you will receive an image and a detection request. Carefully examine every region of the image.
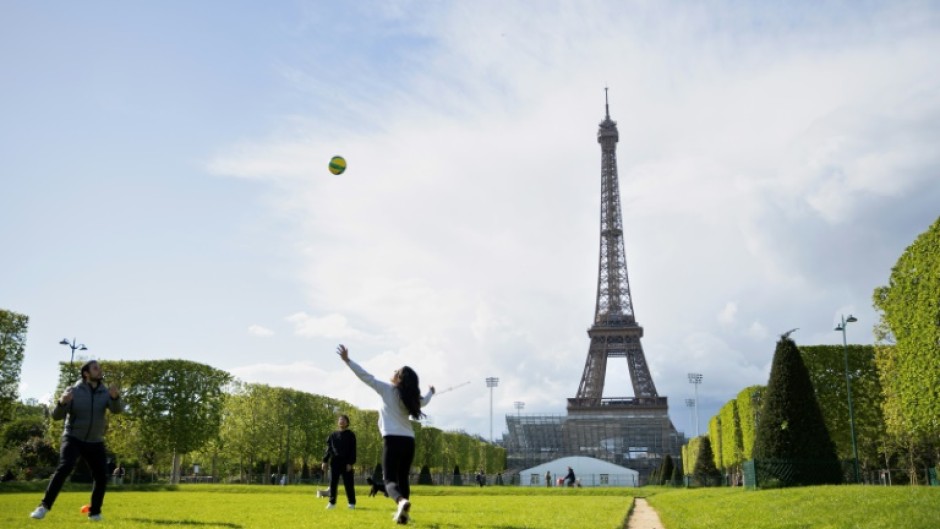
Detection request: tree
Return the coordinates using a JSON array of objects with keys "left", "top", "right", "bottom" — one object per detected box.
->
[
  {"left": 90, "top": 359, "right": 232, "bottom": 484},
  {"left": 670, "top": 459, "right": 683, "bottom": 486},
  {"left": 660, "top": 454, "right": 675, "bottom": 485},
  {"left": 418, "top": 464, "right": 432, "bottom": 485},
  {"left": 736, "top": 385, "right": 764, "bottom": 461},
  {"left": 753, "top": 334, "right": 841, "bottom": 485},
  {"left": 799, "top": 345, "right": 886, "bottom": 476},
  {"left": 873, "top": 216, "right": 940, "bottom": 442},
  {"left": 691, "top": 436, "right": 721, "bottom": 486},
  {"left": 0, "top": 309, "right": 28, "bottom": 424},
  {"left": 718, "top": 399, "right": 744, "bottom": 485}
]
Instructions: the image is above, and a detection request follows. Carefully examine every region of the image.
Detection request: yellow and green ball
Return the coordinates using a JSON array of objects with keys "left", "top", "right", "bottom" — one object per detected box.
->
[{"left": 328, "top": 156, "right": 347, "bottom": 175}]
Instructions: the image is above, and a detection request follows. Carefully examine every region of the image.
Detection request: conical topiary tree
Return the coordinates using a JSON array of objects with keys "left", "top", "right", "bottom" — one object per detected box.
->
[
  {"left": 670, "top": 459, "right": 683, "bottom": 486},
  {"left": 660, "top": 455, "right": 675, "bottom": 485},
  {"left": 753, "top": 332, "right": 842, "bottom": 486},
  {"left": 692, "top": 436, "right": 721, "bottom": 486},
  {"left": 418, "top": 464, "right": 432, "bottom": 485}
]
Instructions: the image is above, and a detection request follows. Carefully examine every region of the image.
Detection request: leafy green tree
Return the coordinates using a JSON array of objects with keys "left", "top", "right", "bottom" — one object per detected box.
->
[
  {"left": 691, "top": 436, "right": 720, "bottom": 486},
  {"left": 708, "top": 415, "right": 723, "bottom": 470},
  {"left": 0, "top": 309, "right": 28, "bottom": 423},
  {"left": 88, "top": 359, "right": 232, "bottom": 483},
  {"left": 800, "top": 345, "right": 886, "bottom": 476},
  {"left": 736, "top": 385, "right": 764, "bottom": 460},
  {"left": 754, "top": 334, "right": 841, "bottom": 485},
  {"left": 873, "top": 216, "right": 940, "bottom": 442},
  {"left": 2, "top": 416, "right": 45, "bottom": 448},
  {"left": 681, "top": 442, "right": 691, "bottom": 478},
  {"left": 718, "top": 399, "right": 744, "bottom": 484}
]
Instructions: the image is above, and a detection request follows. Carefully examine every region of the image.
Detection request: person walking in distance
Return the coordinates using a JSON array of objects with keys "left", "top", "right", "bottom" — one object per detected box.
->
[
  {"left": 30, "top": 360, "right": 124, "bottom": 522},
  {"left": 564, "top": 466, "right": 576, "bottom": 487},
  {"left": 336, "top": 344, "right": 434, "bottom": 525},
  {"left": 322, "top": 414, "right": 357, "bottom": 510}
]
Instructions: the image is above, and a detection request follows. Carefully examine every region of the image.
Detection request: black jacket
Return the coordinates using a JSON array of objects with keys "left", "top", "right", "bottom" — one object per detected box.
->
[{"left": 323, "top": 430, "right": 357, "bottom": 465}]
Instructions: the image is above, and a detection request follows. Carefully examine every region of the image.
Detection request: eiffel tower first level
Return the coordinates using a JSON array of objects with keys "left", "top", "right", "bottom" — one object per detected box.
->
[{"left": 568, "top": 90, "right": 666, "bottom": 414}]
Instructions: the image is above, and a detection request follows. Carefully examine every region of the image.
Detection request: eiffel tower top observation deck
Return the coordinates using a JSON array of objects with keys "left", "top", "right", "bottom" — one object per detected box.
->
[{"left": 568, "top": 90, "right": 665, "bottom": 412}]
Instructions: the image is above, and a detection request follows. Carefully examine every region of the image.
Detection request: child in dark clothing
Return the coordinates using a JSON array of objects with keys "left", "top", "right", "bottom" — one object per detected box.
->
[{"left": 321, "top": 414, "right": 357, "bottom": 509}]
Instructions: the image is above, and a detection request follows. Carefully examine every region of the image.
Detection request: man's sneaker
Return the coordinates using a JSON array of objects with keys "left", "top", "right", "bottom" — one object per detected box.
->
[
  {"left": 30, "top": 505, "right": 49, "bottom": 519},
  {"left": 394, "top": 499, "right": 410, "bottom": 524},
  {"left": 88, "top": 514, "right": 103, "bottom": 522},
  {"left": 325, "top": 503, "right": 336, "bottom": 510},
  {"left": 347, "top": 504, "right": 356, "bottom": 510}
]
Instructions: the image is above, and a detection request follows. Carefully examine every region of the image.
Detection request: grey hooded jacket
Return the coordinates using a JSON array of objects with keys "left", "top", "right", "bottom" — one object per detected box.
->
[{"left": 51, "top": 380, "right": 124, "bottom": 443}]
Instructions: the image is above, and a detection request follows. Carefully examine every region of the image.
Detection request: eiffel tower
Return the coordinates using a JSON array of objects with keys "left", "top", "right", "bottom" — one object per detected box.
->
[
  {"left": 568, "top": 89, "right": 662, "bottom": 411},
  {"left": 504, "top": 92, "right": 680, "bottom": 481}
]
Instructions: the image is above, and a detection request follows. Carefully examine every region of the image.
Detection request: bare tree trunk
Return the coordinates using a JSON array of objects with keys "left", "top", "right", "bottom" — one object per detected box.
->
[{"left": 171, "top": 452, "right": 182, "bottom": 485}]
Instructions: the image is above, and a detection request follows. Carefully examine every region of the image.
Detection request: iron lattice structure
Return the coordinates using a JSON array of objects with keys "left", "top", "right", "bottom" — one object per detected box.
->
[
  {"left": 505, "top": 93, "right": 681, "bottom": 483},
  {"left": 574, "top": 93, "right": 657, "bottom": 406}
]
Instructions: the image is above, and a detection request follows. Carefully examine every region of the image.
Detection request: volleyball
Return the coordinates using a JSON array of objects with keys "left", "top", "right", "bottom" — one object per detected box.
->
[{"left": 328, "top": 156, "right": 347, "bottom": 175}]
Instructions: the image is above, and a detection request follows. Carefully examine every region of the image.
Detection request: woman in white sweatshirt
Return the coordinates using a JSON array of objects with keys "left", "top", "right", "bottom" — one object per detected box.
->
[{"left": 337, "top": 344, "right": 434, "bottom": 525}]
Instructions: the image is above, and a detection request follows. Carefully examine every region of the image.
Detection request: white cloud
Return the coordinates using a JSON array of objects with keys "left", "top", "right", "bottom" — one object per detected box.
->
[
  {"left": 205, "top": 2, "right": 940, "bottom": 437},
  {"left": 8, "top": 1, "right": 939, "bottom": 444},
  {"left": 248, "top": 324, "right": 274, "bottom": 337},
  {"left": 718, "top": 302, "right": 738, "bottom": 326},
  {"left": 287, "top": 312, "right": 369, "bottom": 340}
]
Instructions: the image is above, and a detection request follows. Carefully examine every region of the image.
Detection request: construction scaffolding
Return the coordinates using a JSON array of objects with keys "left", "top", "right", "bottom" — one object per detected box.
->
[{"left": 505, "top": 401, "right": 684, "bottom": 482}]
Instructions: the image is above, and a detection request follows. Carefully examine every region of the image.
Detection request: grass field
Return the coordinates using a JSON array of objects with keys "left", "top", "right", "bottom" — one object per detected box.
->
[
  {"left": 648, "top": 485, "right": 940, "bottom": 529},
  {"left": 0, "top": 485, "right": 635, "bottom": 529},
  {"left": 1, "top": 484, "right": 939, "bottom": 529}
]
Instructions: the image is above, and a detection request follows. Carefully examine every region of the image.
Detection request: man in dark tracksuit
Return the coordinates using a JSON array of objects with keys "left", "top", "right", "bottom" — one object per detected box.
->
[
  {"left": 30, "top": 360, "right": 123, "bottom": 522},
  {"left": 321, "top": 414, "right": 357, "bottom": 509}
]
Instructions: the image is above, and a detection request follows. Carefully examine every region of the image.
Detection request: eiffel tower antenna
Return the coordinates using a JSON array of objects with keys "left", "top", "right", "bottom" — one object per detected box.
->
[
  {"left": 570, "top": 89, "right": 659, "bottom": 409},
  {"left": 604, "top": 86, "right": 610, "bottom": 119}
]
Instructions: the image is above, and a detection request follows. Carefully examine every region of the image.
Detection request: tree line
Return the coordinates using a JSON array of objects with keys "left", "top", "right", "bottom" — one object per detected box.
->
[
  {"left": 0, "top": 339, "right": 505, "bottom": 483},
  {"left": 681, "top": 216, "right": 940, "bottom": 486}
]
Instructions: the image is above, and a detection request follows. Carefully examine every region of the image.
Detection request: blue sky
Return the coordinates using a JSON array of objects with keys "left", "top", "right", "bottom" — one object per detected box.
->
[{"left": 3, "top": 1, "right": 939, "bottom": 441}]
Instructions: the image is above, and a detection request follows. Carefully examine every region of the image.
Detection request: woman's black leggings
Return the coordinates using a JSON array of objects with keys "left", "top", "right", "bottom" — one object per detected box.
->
[{"left": 382, "top": 435, "right": 415, "bottom": 503}]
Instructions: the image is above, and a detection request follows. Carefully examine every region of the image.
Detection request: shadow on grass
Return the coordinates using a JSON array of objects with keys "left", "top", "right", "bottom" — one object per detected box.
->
[{"left": 127, "top": 518, "right": 242, "bottom": 528}]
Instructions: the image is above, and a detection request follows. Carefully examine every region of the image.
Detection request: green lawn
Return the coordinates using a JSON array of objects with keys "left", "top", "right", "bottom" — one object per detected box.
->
[
  {"left": 647, "top": 485, "right": 940, "bottom": 529},
  {"left": 0, "top": 485, "right": 634, "bottom": 529},
  {"left": 2, "top": 484, "right": 939, "bottom": 529}
]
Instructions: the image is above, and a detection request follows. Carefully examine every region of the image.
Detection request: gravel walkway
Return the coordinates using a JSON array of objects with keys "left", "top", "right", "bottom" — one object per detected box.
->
[{"left": 625, "top": 497, "right": 665, "bottom": 529}]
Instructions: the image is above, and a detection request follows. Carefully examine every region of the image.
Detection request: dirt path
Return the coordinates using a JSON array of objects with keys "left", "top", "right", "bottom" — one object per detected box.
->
[{"left": 625, "top": 497, "right": 665, "bottom": 529}]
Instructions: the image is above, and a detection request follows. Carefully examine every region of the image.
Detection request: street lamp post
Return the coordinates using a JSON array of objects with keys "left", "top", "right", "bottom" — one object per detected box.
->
[
  {"left": 685, "top": 398, "right": 696, "bottom": 437},
  {"left": 688, "top": 373, "right": 703, "bottom": 437},
  {"left": 486, "top": 377, "right": 499, "bottom": 443},
  {"left": 59, "top": 338, "right": 87, "bottom": 366},
  {"left": 835, "top": 314, "right": 860, "bottom": 484}
]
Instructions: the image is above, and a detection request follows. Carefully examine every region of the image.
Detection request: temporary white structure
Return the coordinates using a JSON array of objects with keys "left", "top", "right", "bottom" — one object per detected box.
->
[{"left": 517, "top": 456, "right": 639, "bottom": 487}]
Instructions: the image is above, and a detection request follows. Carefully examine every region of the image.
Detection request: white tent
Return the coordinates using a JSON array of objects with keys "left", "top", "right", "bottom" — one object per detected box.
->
[{"left": 517, "top": 456, "right": 639, "bottom": 487}]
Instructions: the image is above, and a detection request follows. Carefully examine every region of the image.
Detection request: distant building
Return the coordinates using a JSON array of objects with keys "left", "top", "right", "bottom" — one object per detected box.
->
[{"left": 518, "top": 456, "right": 639, "bottom": 487}]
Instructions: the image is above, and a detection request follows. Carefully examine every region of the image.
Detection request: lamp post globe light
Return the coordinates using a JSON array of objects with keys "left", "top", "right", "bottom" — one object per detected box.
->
[
  {"left": 59, "top": 338, "right": 87, "bottom": 366},
  {"left": 688, "top": 373, "right": 703, "bottom": 437},
  {"left": 835, "top": 314, "right": 860, "bottom": 484},
  {"left": 485, "top": 377, "right": 499, "bottom": 443}
]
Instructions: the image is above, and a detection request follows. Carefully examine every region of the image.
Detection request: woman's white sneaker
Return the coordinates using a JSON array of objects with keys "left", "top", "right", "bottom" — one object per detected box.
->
[{"left": 393, "top": 499, "right": 410, "bottom": 524}]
